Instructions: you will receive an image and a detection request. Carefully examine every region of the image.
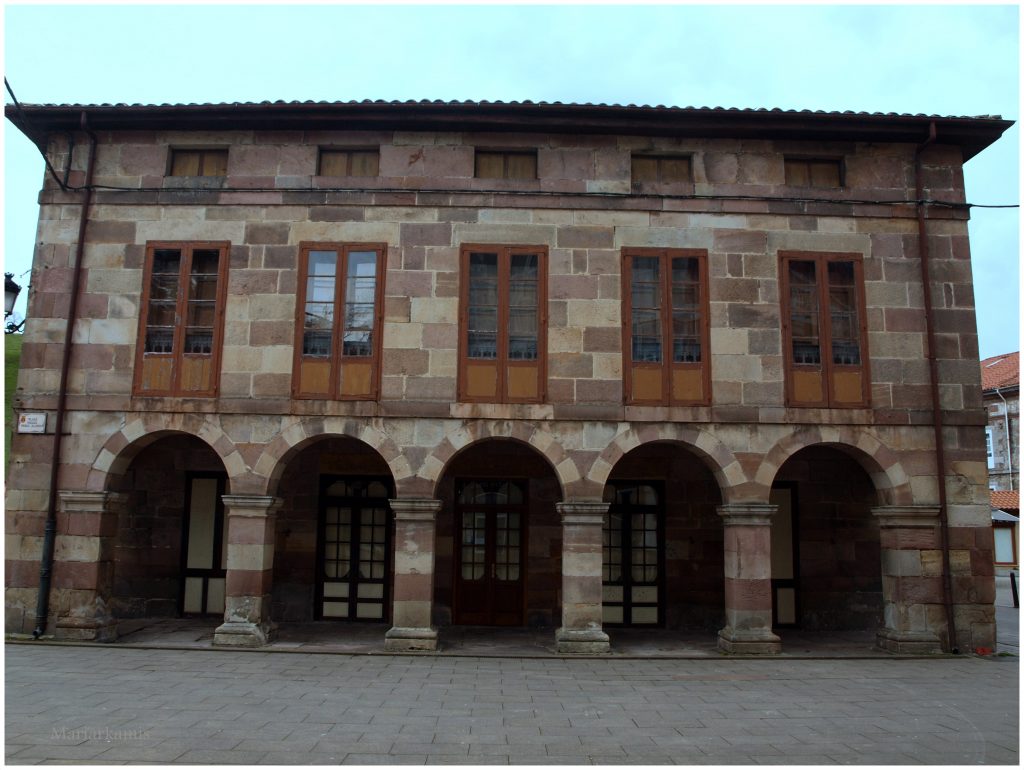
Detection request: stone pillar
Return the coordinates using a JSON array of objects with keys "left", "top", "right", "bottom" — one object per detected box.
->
[
  {"left": 555, "top": 501, "right": 610, "bottom": 654},
  {"left": 53, "top": 491, "right": 126, "bottom": 642},
  {"left": 717, "top": 503, "right": 781, "bottom": 654},
  {"left": 873, "top": 506, "right": 944, "bottom": 654},
  {"left": 213, "top": 495, "right": 280, "bottom": 648},
  {"left": 385, "top": 499, "right": 441, "bottom": 652}
]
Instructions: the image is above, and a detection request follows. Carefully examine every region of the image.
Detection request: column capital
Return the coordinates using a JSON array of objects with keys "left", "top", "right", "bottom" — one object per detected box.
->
[
  {"left": 556, "top": 500, "right": 609, "bottom": 526},
  {"left": 389, "top": 498, "right": 442, "bottom": 522},
  {"left": 221, "top": 495, "right": 282, "bottom": 517},
  {"left": 872, "top": 506, "right": 940, "bottom": 528},
  {"left": 717, "top": 503, "right": 777, "bottom": 526},
  {"left": 59, "top": 491, "right": 129, "bottom": 513}
]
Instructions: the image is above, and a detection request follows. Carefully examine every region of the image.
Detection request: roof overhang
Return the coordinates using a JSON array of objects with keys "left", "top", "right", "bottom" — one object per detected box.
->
[{"left": 4, "top": 100, "right": 1014, "bottom": 161}]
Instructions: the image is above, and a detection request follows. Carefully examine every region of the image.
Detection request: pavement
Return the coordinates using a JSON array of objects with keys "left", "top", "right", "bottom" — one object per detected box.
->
[{"left": 4, "top": 643, "right": 1019, "bottom": 765}]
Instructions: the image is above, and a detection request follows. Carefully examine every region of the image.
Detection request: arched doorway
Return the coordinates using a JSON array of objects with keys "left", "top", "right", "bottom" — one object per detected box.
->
[
  {"left": 434, "top": 439, "right": 563, "bottom": 628},
  {"left": 770, "top": 445, "right": 883, "bottom": 631},
  {"left": 272, "top": 436, "right": 396, "bottom": 623},
  {"left": 603, "top": 442, "right": 724, "bottom": 631},
  {"left": 108, "top": 433, "right": 228, "bottom": 620}
]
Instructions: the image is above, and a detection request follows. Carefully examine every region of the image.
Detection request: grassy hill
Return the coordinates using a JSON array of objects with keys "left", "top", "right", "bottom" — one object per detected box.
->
[{"left": 6, "top": 333, "right": 24, "bottom": 466}]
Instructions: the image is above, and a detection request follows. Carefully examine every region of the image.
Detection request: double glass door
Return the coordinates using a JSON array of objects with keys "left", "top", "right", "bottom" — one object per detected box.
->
[
  {"left": 318, "top": 477, "right": 392, "bottom": 621},
  {"left": 454, "top": 479, "right": 526, "bottom": 626},
  {"left": 602, "top": 482, "right": 663, "bottom": 626}
]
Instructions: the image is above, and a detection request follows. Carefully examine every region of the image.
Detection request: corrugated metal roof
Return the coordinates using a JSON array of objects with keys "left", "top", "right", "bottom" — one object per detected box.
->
[
  {"left": 2, "top": 98, "right": 1007, "bottom": 121},
  {"left": 981, "top": 352, "right": 1020, "bottom": 391}
]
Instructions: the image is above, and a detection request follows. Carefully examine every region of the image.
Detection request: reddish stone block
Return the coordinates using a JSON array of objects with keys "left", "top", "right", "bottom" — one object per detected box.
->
[
  {"left": 226, "top": 568, "right": 273, "bottom": 595},
  {"left": 723, "top": 577, "right": 772, "bottom": 610}
]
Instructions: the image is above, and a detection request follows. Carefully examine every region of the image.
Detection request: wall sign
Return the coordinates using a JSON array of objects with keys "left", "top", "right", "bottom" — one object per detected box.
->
[{"left": 17, "top": 413, "right": 46, "bottom": 433}]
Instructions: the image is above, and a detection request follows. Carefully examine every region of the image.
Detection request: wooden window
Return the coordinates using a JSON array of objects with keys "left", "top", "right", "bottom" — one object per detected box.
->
[
  {"left": 474, "top": 150, "right": 537, "bottom": 180},
  {"left": 293, "top": 243, "right": 385, "bottom": 400},
  {"left": 134, "top": 242, "right": 229, "bottom": 396},
  {"left": 169, "top": 149, "right": 228, "bottom": 177},
  {"left": 318, "top": 148, "right": 380, "bottom": 177},
  {"left": 784, "top": 157, "right": 843, "bottom": 187},
  {"left": 780, "top": 251, "right": 870, "bottom": 408},
  {"left": 459, "top": 244, "right": 547, "bottom": 403},
  {"left": 631, "top": 154, "right": 692, "bottom": 188},
  {"left": 622, "top": 248, "right": 710, "bottom": 405}
]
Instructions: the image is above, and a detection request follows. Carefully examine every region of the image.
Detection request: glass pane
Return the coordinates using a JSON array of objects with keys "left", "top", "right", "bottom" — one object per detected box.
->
[
  {"left": 309, "top": 251, "right": 338, "bottom": 277},
  {"left": 632, "top": 257, "right": 660, "bottom": 285},
  {"left": 184, "top": 330, "right": 213, "bottom": 354},
  {"left": 152, "top": 250, "right": 181, "bottom": 275},
  {"left": 191, "top": 249, "right": 220, "bottom": 275}
]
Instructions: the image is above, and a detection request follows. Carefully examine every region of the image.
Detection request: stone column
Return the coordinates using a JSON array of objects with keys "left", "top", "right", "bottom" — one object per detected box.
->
[
  {"left": 555, "top": 501, "right": 610, "bottom": 654},
  {"left": 873, "top": 506, "right": 944, "bottom": 654},
  {"left": 717, "top": 503, "right": 781, "bottom": 654},
  {"left": 53, "top": 491, "right": 126, "bottom": 642},
  {"left": 385, "top": 499, "right": 441, "bottom": 652},
  {"left": 213, "top": 495, "right": 280, "bottom": 648}
]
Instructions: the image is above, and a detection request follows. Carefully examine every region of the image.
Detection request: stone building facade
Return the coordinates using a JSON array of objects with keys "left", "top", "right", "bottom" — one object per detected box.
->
[{"left": 4, "top": 100, "right": 1012, "bottom": 654}]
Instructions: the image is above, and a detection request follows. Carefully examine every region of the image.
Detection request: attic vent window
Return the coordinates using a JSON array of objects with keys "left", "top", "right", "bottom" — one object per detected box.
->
[
  {"left": 631, "top": 154, "right": 692, "bottom": 187},
  {"left": 319, "top": 148, "right": 380, "bottom": 177},
  {"left": 474, "top": 150, "right": 537, "bottom": 180},
  {"left": 169, "top": 149, "right": 228, "bottom": 177},
  {"left": 784, "top": 157, "right": 843, "bottom": 188}
]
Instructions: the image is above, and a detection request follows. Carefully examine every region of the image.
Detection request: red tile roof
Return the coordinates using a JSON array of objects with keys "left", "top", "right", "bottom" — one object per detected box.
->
[
  {"left": 981, "top": 352, "right": 1019, "bottom": 391},
  {"left": 991, "top": 489, "right": 1019, "bottom": 511}
]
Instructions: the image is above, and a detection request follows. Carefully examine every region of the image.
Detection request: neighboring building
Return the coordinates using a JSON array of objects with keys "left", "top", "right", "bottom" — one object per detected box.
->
[
  {"left": 981, "top": 351, "right": 1019, "bottom": 491},
  {"left": 3, "top": 100, "right": 1012, "bottom": 655},
  {"left": 991, "top": 490, "right": 1018, "bottom": 575}
]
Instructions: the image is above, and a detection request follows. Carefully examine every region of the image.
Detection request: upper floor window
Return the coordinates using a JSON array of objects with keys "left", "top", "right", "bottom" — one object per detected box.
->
[
  {"left": 622, "top": 248, "right": 710, "bottom": 406},
  {"left": 631, "top": 154, "right": 692, "bottom": 189},
  {"left": 986, "top": 427, "right": 996, "bottom": 469},
  {"left": 134, "top": 242, "right": 229, "bottom": 397},
  {"left": 784, "top": 157, "right": 843, "bottom": 188},
  {"left": 169, "top": 149, "right": 228, "bottom": 177},
  {"left": 293, "top": 243, "right": 385, "bottom": 400},
  {"left": 318, "top": 148, "right": 380, "bottom": 177},
  {"left": 780, "top": 251, "right": 869, "bottom": 408},
  {"left": 459, "top": 244, "right": 546, "bottom": 403},
  {"left": 475, "top": 150, "right": 537, "bottom": 180}
]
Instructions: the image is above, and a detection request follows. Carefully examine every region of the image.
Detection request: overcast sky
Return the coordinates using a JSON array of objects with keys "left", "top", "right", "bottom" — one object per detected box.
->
[{"left": 3, "top": 2, "right": 1019, "bottom": 358}]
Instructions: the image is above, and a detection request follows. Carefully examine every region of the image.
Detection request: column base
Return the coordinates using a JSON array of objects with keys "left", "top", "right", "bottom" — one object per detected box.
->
[
  {"left": 54, "top": 616, "right": 118, "bottom": 643},
  {"left": 717, "top": 626, "right": 782, "bottom": 654},
  {"left": 556, "top": 627, "right": 611, "bottom": 654},
  {"left": 385, "top": 626, "right": 438, "bottom": 652},
  {"left": 876, "top": 629, "right": 943, "bottom": 654},
  {"left": 213, "top": 620, "right": 273, "bottom": 648}
]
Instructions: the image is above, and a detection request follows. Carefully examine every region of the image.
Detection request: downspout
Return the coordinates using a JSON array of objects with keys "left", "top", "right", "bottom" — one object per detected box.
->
[
  {"left": 914, "top": 121, "right": 959, "bottom": 653},
  {"left": 32, "top": 112, "right": 97, "bottom": 639},
  {"left": 996, "top": 387, "right": 1014, "bottom": 489}
]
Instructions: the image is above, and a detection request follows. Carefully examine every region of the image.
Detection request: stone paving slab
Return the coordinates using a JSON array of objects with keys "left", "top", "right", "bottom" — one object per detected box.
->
[{"left": 4, "top": 643, "right": 1019, "bottom": 765}]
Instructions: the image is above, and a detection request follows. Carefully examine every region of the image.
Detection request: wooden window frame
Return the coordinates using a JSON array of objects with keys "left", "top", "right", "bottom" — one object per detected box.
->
[
  {"left": 474, "top": 149, "right": 538, "bottom": 180},
  {"left": 317, "top": 147, "right": 380, "bottom": 177},
  {"left": 133, "top": 241, "right": 230, "bottom": 397},
  {"left": 783, "top": 156, "right": 845, "bottom": 188},
  {"left": 168, "top": 148, "right": 229, "bottom": 177},
  {"left": 621, "top": 248, "right": 711, "bottom": 406},
  {"left": 993, "top": 522, "right": 1018, "bottom": 566},
  {"left": 292, "top": 242, "right": 386, "bottom": 401},
  {"left": 630, "top": 153, "right": 693, "bottom": 189},
  {"left": 458, "top": 244, "right": 548, "bottom": 404},
  {"left": 779, "top": 250, "right": 870, "bottom": 409}
]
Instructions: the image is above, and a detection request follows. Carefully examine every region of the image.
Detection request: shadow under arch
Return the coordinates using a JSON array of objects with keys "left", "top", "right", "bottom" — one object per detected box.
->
[
  {"left": 414, "top": 421, "right": 574, "bottom": 501},
  {"left": 87, "top": 414, "right": 242, "bottom": 493},
  {"left": 754, "top": 426, "right": 914, "bottom": 507},
  {"left": 588, "top": 424, "right": 744, "bottom": 502},
  {"left": 252, "top": 417, "right": 411, "bottom": 499}
]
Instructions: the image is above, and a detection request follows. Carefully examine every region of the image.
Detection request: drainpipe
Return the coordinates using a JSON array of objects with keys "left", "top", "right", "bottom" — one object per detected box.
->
[
  {"left": 914, "top": 121, "right": 959, "bottom": 653},
  {"left": 996, "top": 387, "right": 1014, "bottom": 490},
  {"left": 32, "top": 112, "right": 97, "bottom": 639}
]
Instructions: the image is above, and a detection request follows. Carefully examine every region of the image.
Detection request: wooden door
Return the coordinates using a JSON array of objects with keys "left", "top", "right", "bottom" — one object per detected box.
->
[{"left": 453, "top": 480, "right": 526, "bottom": 626}]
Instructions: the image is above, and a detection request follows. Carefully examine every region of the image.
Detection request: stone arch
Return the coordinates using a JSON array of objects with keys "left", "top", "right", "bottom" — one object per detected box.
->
[
  {"left": 87, "top": 414, "right": 244, "bottom": 492},
  {"left": 254, "top": 417, "right": 413, "bottom": 498},
  {"left": 754, "top": 425, "right": 914, "bottom": 506},
  {"left": 588, "top": 423, "right": 745, "bottom": 502},
  {"left": 416, "top": 421, "right": 574, "bottom": 500}
]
